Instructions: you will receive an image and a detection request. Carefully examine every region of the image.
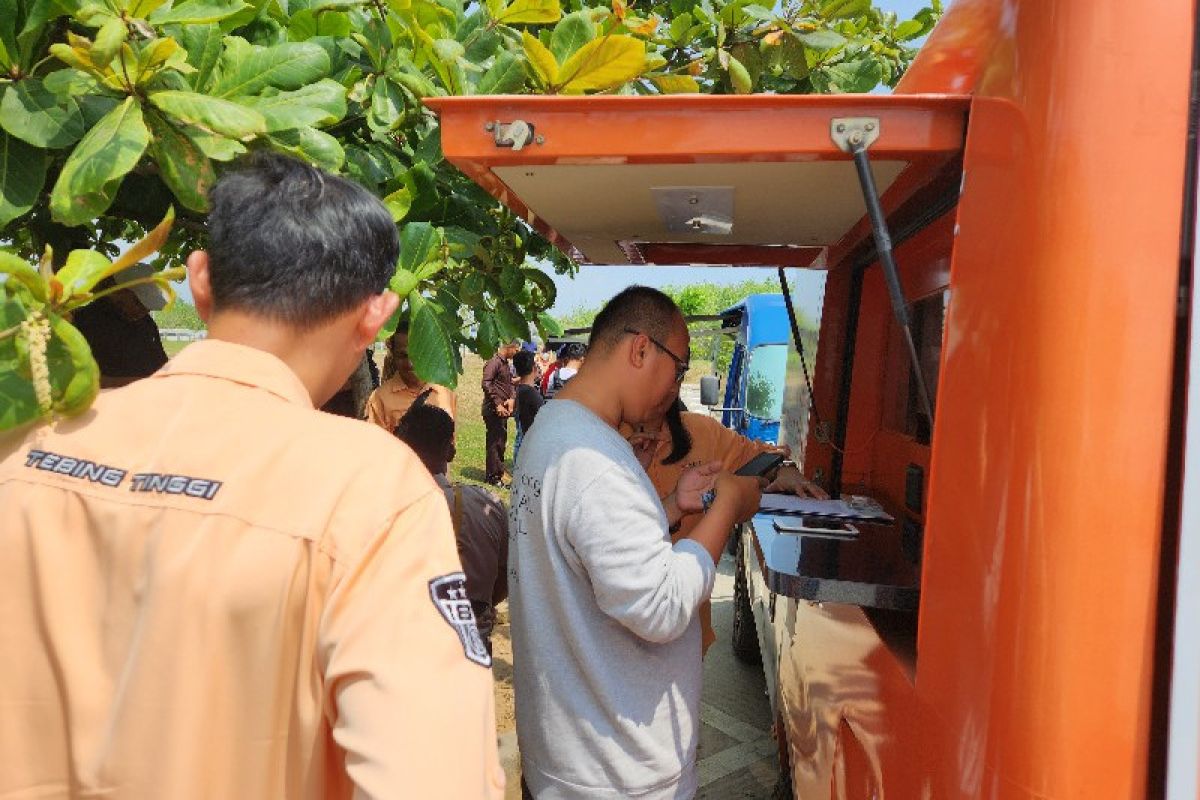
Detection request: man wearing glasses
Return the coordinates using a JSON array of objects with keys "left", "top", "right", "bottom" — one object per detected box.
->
[{"left": 507, "top": 286, "right": 762, "bottom": 799}]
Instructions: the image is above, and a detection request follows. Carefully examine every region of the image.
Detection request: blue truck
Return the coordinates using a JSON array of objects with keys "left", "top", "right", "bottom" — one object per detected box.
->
[{"left": 699, "top": 293, "right": 795, "bottom": 447}]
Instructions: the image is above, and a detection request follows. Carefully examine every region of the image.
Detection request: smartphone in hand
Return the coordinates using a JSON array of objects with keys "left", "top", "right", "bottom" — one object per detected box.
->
[{"left": 733, "top": 452, "right": 785, "bottom": 477}]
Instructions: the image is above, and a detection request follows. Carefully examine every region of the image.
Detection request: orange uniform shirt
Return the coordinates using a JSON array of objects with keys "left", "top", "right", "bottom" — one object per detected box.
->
[
  {"left": 626, "top": 412, "right": 769, "bottom": 652},
  {"left": 365, "top": 375, "right": 457, "bottom": 432},
  {"left": 0, "top": 340, "right": 503, "bottom": 800}
]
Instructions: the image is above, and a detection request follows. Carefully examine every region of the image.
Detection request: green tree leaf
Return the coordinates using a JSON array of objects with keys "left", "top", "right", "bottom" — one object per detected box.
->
[
  {"left": 407, "top": 291, "right": 458, "bottom": 387},
  {"left": 55, "top": 248, "right": 112, "bottom": 298},
  {"left": 0, "top": 78, "right": 85, "bottom": 148},
  {"left": 90, "top": 18, "right": 127, "bottom": 65},
  {"left": 475, "top": 309, "right": 498, "bottom": 358},
  {"left": 495, "top": 299, "right": 529, "bottom": 342},
  {"left": 521, "top": 30, "right": 557, "bottom": 86},
  {"left": 811, "top": 55, "right": 882, "bottom": 93},
  {"left": 267, "top": 126, "right": 344, "bottom": 171},
  {"left": 0, "top": 298, "right": 40, "bottom": 431},
  {"left": 46, "top": 311, "right": 99, "bottom": 417},
  {"left": 146, "top": 110, "right": 215, "bottom": 211},
  {"left": 149, "top": 0, "right": 250, "bottom": 24},
  {"left": 476, "top": 51, "right": 526, "bottom": 94},
  {"left": 727, "top": 53, "right": 752, "bottom": 93},
  {"left": 235, "top": 78, "right": 346, "bottom": 132},
  {"left": 368, "top": 74, "right": 405, "bottom": 130},
  {"left": 149, "top": 89, "right": 267, "bottom": 139},
  {"left": 494, "top": 0, "right": 561, "bottom": 25},
  {"left": 389, "top": 266, "right": 420, "bottom": 297},
  {"left": 180, "top": 23, "right": 223, "bottom": 90},
  {"left": 500, "top": 263, "right": 524, "bottom": 295},
  {"left": 399, "top": 221, "right": 440, "bottom": 272},
  {"left": 894, "top": 19, "right": 924, "bottom": 41},
  {"left": 536, "top": 310, "right": 563, "bottom": 337},
  {"left": 210, "top": 38, "right": 330, "bottom": 98},
  {"left": 0, "top": 132, "right": 46, "bottom": 228},
  {"left": 287, "top": 8, "right": 352, "bottom": 40},
  {"left": 50, "top": 97, "right": 150, "bottom": 226},
  {"left": 383, "top": 185, "right": 412, "bottom": 222},
  {"left": 557, "top": 34, "right": 645, "bottom": 93},
  {"left": 821, "top": 0, "right": 870, "bottom": 20},
  {"left": 651, "top": 74, "right": 698, "bottom": 93},
  {"left": 550, "top": 11, "right": 594, "bottom": 64},
  {"left": 795, "top": 28, "right": 847, "bottom": 51},
  {"left": 524, "top": 267, "right": 556, "bottom": 309}
]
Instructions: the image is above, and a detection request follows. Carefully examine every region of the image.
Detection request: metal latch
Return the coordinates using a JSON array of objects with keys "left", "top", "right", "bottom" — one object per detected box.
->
[
  {"left": 830, "top": 117, "right": 880, "bottom": 153},
  {"left": 486, "top": 119, "right": 537, "bottom": 151}
]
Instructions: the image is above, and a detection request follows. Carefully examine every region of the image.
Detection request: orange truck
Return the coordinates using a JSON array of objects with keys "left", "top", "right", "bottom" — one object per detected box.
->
[{"left": 428, "top": 0, "right": 1199, "bottom": 795}]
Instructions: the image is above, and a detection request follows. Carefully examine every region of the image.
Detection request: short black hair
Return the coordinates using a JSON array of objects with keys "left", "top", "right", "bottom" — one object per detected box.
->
[
  {"left": 512, "top": 350, "right": 536, "bottom": 377},
  {"left": 206, "top": 152, "right": 399, "bottom": 327},
  {"left": 588, "top": 286, "right": 682, "bottom": 353},
  {"left": 394, "top": 404, "right": 455, "bottom": 474},
  {"left": 559, "top": 342, "right": 587, "bottom": 362}
]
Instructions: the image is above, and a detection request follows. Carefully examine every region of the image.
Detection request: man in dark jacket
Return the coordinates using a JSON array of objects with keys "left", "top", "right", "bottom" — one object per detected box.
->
[{"left": 481, "top": 340, "right": 519, "bottom": 485}]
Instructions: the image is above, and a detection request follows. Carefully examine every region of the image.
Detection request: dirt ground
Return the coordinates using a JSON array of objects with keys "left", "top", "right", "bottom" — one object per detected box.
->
[{"left": 491, "top": 602, "right": 516, "bottom": 732}]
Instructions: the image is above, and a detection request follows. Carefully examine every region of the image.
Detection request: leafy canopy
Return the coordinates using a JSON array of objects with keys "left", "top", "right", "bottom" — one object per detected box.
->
[{"left": 0, "top": 0, "right": 939, "bottom": 430}]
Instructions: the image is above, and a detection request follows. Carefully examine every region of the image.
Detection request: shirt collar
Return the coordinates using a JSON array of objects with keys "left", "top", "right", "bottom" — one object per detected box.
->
[
  {"left": 387, "top": 376, "right": 429, "bottom": 395},
  {"left": 433, "top": 472, "right": 453, "bottom": 490},
  {"left": 155, "top": 339, "right": 314, "bottom": 408}
]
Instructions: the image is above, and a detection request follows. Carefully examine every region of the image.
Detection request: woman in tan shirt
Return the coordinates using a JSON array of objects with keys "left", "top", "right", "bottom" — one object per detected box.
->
[{"left": 366, "top": 326, "right": 457, "bottom": 431}]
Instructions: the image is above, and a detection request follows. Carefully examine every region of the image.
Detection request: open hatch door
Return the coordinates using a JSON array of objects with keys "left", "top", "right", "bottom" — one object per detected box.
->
[{"left": 425, "top": 94, "right": 969, "bottom": 269}]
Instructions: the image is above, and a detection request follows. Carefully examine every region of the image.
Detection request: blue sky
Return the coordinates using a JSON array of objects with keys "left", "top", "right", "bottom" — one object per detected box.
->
[{"left": 173, "top": 0, "right": 934, "bottom": 325}]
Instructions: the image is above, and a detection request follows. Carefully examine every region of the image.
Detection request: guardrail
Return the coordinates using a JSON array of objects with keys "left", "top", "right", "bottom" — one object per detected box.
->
[{"left": 158, "top": 328, "right": 206, "bottom": 342}]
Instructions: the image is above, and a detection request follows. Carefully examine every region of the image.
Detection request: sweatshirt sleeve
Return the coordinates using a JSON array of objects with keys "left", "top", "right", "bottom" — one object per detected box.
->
[{"left": 563, "top": 466, "right": 717, "bottom": 644}]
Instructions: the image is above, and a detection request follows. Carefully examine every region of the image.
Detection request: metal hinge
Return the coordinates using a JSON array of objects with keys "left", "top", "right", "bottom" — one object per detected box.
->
[
  {"left": 485, "top": 119, "right": 541, "bottom": 151},
  {"left": 830, "top": 117, "right": 881, "bottom": 153}
]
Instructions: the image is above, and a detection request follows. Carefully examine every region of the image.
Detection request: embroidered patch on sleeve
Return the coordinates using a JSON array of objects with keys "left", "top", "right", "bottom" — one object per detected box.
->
[{"left": 428, "top": 573, "right": 492, "bottom": 668}]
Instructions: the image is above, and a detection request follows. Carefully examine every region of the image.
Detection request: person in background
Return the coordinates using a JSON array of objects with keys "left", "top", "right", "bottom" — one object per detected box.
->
[
  {"left": 512, "top": 350, "right": 544, "bottom": 462},
  {"left": 365, "top": 325, "right": 457, "bottom": 430},
  {"left": 627, "top": 398, "right": 828, "bottom": 655},
  {"left": 510, "top": 286, "right": 761, "bottom": 800},
  {"left": 482, "top": 340, "right": 519, "bottom": 486},
  {"left": 544, "top": 341, "right": 585, "bottom": 399},
  {"left": 538, "top": 345, "right": 560, "bottom": 396},
  {"left": 70, "top": 277, "right": 168, "bottom": 389},
  {"left": 396, "top": 403, "right": 509, "bottom": 655},
  {"left": 536, "top": 343, "right": 556, "bottom": 385},
  {"left": 0, "top": 153, "right": 503, "bottom": 799}
]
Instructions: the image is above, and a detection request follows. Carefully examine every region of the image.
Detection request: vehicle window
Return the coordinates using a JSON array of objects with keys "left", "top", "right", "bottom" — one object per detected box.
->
[
  {"left": 883, "top": 290, "right": 947, "bottom": 444},
  {"left": 745, "top": 344, "right": 789, "bottom": 421}
]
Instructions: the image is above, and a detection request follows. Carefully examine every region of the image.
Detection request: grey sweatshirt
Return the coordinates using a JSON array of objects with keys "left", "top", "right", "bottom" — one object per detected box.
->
[{"left": 509, "top": 399, "right": 717, "bottom": 799}]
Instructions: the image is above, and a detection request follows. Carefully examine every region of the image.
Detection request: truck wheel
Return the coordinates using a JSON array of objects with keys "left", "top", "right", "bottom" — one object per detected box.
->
[{"left": 731, "top": 539, "right": 762, "bottom": 664}]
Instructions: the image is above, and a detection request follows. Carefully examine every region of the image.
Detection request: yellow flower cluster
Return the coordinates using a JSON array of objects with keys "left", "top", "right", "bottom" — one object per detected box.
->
[{"left": 20, "top": 314, "right": 52, "bottom": 416}]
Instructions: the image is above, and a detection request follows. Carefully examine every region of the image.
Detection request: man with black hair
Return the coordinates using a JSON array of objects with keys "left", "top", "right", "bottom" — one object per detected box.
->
[
  {"left": 512, "top": 349, "right": 543, "bottom": 461},
  {"left": 0, "top": 153, "right": 503, "bottom": 799},
  {"left": 396, "top": 404, "right": 509, "bottom": 654},
  {"left": 481, "top": 340, "right": 520, "bottom": 485},
  {"left": 509, "top": 286, "right": 762, "bottom": 800},
  {"left": 544, "top": 341, "right": 585, "bottom": 399}
]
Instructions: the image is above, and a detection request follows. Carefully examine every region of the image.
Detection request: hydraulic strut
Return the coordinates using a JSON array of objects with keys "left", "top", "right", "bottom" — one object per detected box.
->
[{"left": 832, "top": 117, "right": 936, "bottom": 429}]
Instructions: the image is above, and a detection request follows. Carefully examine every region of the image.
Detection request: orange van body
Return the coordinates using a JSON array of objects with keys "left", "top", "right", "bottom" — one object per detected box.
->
[{"left": 428, "top": 0, "right": 1198, "bottom": 794}]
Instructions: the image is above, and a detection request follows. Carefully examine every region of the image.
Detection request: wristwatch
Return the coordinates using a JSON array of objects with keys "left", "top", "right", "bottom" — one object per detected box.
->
[{"left": 701, "top": 489, "right": 716, "bottom": 512}]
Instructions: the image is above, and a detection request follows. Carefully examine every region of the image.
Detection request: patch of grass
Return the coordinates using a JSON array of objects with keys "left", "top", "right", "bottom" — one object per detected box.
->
[{"left": 162, "top": 339, "right": 190, "bottom": 358}]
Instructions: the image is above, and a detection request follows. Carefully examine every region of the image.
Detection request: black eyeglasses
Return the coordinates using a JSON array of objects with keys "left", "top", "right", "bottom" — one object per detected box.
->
[{"left": 624, "top": 328, "right": 689, "bottom": 383}]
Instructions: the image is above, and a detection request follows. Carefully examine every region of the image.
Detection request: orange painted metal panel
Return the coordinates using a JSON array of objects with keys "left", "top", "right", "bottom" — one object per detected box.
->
[
  {"left": 427, "top": 94, "right": 968, "bottom": 263},
  {"left": 917, "top": 0, "right": 1185, "bottom": 796}
]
